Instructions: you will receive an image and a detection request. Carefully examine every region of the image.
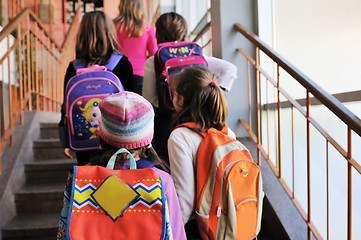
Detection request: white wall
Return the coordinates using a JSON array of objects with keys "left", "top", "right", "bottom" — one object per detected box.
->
[
  {"left": 275, "top": 0, "right": 361, "bottom": 95},
  {"left": 256, "top": 1, "right": 361, "bottom": 239}
]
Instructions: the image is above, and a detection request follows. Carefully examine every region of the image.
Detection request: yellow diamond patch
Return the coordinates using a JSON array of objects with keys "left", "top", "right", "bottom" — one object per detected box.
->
[{"left": 91, "top": 175, "right": 139, "bottom": 221}]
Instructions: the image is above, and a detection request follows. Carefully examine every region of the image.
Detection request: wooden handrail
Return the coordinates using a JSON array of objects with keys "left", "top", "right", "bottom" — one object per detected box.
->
[
  {"left": 234, "top": 23, "right": 361, "bottom": 136},
  {"left": 192, "top": 22, "right": 211, "bottom": 43},
  {"left": 266, "top": 90, "right": 361, "bottom": 110},
  {"left": 190, "top": 10, "right": 210, "bottom": 38}
]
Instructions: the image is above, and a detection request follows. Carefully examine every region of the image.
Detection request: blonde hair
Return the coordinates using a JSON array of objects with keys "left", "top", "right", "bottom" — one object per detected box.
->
[
  {"left": 80, "top": 98, "right": 101, "bottom": 123},
  {"left": 76, "top": 11, "right": 119, "bottom": 66},
  {"left": 170, "top": 66, "right": 228, "bottom": 131},
  {"left": 113, "top": 0, "right": 147, "bottom": 38}
]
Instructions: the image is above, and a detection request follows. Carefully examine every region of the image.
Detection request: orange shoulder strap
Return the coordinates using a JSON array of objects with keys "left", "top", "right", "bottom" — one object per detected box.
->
[{"left": 174, "top": 122, "right": 228, "bottom": 137}]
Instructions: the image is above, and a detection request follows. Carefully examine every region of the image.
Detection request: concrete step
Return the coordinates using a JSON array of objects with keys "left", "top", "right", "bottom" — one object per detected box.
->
[
  {"left": 1, "top": 213, "right": 58, "bottom": 240},
  {"left": 33, "top": 139, "right": 69, "bottom": 160},
  {"left": 25, "top": 159, "right": 75, "bottom": 184},
  {"left": 14, "top": 183, "right": 64, "bottom": 214},
  {"left": 39, "top": 123, "right": 59, "bottom": 140}
]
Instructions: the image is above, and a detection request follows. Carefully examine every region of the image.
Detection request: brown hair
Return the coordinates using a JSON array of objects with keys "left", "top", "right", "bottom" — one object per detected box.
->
[
  {"left": 75, "top": 11, "right": 119, "bottom": 66},
  {"left": 113, "top": 0, "right": 146, "bottom": 38},
  {"left": 155, "top": 12, "right": 188, "bottom": 44},
  {"left": 97, "top": 138, "right": 170, "bottom": 173},
  {"left": 170, "top": 66, "right": 228, "bottom": 131}
]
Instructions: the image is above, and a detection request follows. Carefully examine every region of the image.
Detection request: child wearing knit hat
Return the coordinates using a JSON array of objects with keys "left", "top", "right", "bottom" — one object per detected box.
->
[
  {"left": 96, "top": 91, "right": 168, "bottom": 170},
  {"left": 57, "top": 91, "right": 186, "bottom": 240}
]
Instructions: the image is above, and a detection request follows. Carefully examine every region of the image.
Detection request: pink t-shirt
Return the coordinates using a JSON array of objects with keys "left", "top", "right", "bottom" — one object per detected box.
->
[{"left": 116, "top": 23, "right": 158, "bottom": 76}]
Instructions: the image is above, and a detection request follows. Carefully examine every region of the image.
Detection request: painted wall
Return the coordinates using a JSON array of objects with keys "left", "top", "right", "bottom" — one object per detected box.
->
[
  {"left": 211, "top": 0, "right": 258, "bottom": 137},
  {"left": 275, "top": 0, "right": 361, "bottom": 96}
]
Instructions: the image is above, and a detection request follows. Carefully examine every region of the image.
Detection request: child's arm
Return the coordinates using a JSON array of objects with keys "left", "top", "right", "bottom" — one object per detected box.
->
[
  {"left": 146, "top": 24, "right": 158, "bottom": 57},
  {"left": 153, "top": 169, "right": 187, "bottom": 240},
  {"left": 168, "top": 128, "right": 202, "bottom": 224},
  {"left": 206, "top": 56, "right": 237, "bottom": 92}
]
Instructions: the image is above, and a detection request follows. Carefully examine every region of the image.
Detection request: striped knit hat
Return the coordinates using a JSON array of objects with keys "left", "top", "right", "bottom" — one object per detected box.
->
[{"left": 98, "top": 91, "right": 154, "bottom": 149}]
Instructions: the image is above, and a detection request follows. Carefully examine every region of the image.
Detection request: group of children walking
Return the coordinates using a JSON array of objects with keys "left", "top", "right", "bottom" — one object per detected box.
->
[{"left": 57, "top": 1, "right": 253, "bottom": 239}]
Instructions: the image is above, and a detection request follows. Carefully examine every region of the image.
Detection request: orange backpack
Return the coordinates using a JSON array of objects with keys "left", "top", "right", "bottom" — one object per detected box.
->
[
  {"left": 177, "top": 123, "right": 264, "bottom": 240},
  {"left": 67, "top": 149, "right": 173, "bottom": 239}
]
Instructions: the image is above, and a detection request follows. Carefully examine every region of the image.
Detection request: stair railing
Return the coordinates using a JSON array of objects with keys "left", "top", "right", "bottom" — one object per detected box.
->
[
  {"left": 190, "top": 10, "right": 212, "bottom": 56},
  {"left": 234, "top": 23, "right": 361, "bottom": 240},
  {"left": 0, "top": 7, "right": 80, "bottom": 174}
]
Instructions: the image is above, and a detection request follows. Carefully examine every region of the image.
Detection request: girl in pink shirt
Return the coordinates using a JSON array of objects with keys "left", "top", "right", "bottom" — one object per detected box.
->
[{"left": 114, "top": 0, "right": 158, "bottom": 95}]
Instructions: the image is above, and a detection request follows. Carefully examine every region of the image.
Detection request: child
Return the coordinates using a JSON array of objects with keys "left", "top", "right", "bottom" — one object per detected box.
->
[
  {"left": 58, "top": 11, "right": 134, "bottom": 165},
  {"left": 113, "top": 0, "right": 158, "bottom": 95},
  {"left": 57, "top": 91, "right": 186, "bottom": 240},
  {"left": 142, "top": 12, "right": 237, "bottom": 161},
  {"left": 167, "top": 66, "right": 236, "bottom": 238}
]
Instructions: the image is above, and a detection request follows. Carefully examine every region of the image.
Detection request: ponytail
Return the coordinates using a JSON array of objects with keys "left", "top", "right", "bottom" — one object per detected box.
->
[{"left": 171, "top": 66, "right": 228, "bottom": 132}]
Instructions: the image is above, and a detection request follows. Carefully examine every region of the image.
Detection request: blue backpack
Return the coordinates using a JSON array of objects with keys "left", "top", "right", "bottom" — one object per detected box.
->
[
  {"left": 154, "top": 41, "right": 208, "bottom": 113},
  {"left": 64, "top": 52, "right": 124, "bottom": 151}
]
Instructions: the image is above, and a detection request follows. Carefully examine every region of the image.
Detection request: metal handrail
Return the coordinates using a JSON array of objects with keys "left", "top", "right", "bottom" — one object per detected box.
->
[
  {"left": 0, "top": 7, "right": 80, "bottom": 173},
  {"left": 234, "top": 22, "right": 361, "bottom": 240},
  {"left": 234, "top": 23, "right": 361, "bottom": 136}
]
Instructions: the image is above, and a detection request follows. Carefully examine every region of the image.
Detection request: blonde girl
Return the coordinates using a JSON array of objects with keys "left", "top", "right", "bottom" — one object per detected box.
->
[
  {"left": 113, "top": 0, "right": 158, "bottom": 95},
  {"left": 167, "top": 66, "right": 236, "bottom": 238}
]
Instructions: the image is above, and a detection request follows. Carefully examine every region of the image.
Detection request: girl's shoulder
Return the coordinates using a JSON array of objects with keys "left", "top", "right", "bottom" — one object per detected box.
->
[
  {"left": 168, "top": 127, "right": 204, "bottom": 150},
  {"left": 136, "top": 159, "right": 156, "bottom": 169},
  {"left": 151, "top": 167, "right": 173, "bottom": 182},
  {"left": 171, "top": 124, "right": 236, "bottom": 140},
  {"left": 170, "top": 126, "right": 203, "bottom": 140},
  {"left": 144, "top": 23, "right": 155, "bottom": 33}
]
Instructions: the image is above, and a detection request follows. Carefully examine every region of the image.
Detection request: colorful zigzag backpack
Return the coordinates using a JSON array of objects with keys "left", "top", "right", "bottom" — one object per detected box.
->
[{"left": 66, "top": 149, "right": 173, "bottom": 239}]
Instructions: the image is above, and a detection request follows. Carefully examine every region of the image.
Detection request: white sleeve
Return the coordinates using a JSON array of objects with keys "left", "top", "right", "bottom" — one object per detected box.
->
[
  {"left": 142, "top": 56, "right": 159, "bottom": 107},
  {"left": 167, "top": 128, "right": 201, "bottom": 224},
  {"left": 227, "top": 127, "right": 236, "bottom": 139},
  {"left": 206, "top": 56, "right": 237, "bottom": 92}
]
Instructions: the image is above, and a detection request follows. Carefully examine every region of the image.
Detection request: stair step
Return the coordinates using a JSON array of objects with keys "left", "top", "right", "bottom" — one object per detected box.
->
[
  {"left": 33, "top": 139, "right": 68, "bottom": 160},
  {"left": 39, "top": 123, "right": 59, "bottom": 139},
  {"left": 15, "top": 183, "right": 64, "bottom": 214},
  {"left": 2, "top": 213, "right": 59, "bottom": 240},
  {"left": 25, "top": 159, "right": 75, "bottom": 184}
]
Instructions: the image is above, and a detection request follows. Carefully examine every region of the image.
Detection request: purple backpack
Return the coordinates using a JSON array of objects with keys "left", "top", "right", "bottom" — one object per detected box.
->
[
  {"left": 65, "top": 52, "right": 124, "bottom": 151},
  {"left": 154, "top": 41, "right": 208, "bottom": 113}
]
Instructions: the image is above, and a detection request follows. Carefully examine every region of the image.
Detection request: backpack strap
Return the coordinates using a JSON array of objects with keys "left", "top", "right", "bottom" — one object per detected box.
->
[
  {"left": 136, "top": 159, "right": 157, "bottom": 169},
  {"left": 175, "top": 122, "right": 228, "bottom": 137},
  {"left": 106, "top": 148, "right": 136, "bottom": 170},
  {"left": 104, "top": 52, "right": 122, "bottom": 71},
  {"left": 72, "top": 51, "right": 122, "bottom": 71},
  {"left": 72, "top": 58, "right": 85, "bottom": 70}
]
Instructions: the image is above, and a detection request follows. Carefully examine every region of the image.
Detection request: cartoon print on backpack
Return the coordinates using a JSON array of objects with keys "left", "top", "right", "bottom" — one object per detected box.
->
[
  {"left": 71, "top": 98, "right": 102, "bottom": 140},
  {"left": 65, "top": 65, "right": 124, "bottom": 151}
]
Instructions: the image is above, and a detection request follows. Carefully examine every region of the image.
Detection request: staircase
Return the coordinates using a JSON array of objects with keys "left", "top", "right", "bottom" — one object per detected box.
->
[{"left": 1, "top": 122, "right": 75, "bottom": 240}]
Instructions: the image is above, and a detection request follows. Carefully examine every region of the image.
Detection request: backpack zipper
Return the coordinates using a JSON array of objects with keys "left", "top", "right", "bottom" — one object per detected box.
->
[{"left": 65, "top": 78, "right": 122, "bottom": 111}]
